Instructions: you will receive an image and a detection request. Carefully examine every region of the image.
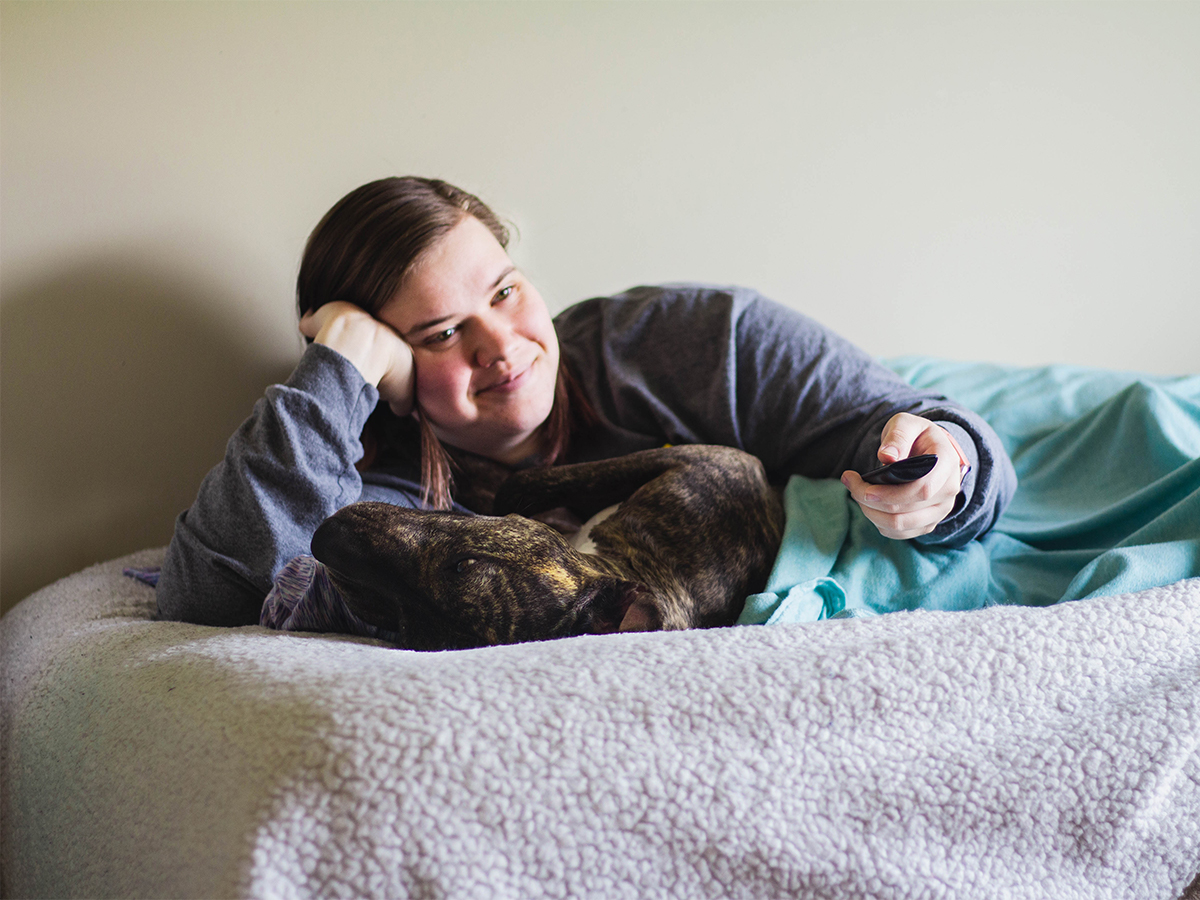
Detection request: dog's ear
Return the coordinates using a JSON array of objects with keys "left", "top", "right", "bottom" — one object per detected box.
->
[
  {"left": 618, "top": 587, "right": 662, "bottom": 632},
  {"left": 573, "top": 579, "right": 654, "bottom": 635}
]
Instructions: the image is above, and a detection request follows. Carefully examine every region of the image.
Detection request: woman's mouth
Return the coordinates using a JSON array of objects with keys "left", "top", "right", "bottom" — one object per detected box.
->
[{"left": 476, "top": 361, "right": 534, "bottom": 396}]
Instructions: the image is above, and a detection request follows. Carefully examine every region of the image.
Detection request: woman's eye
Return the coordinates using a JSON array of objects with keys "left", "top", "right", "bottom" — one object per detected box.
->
[
  {"left": 426, "top": 326, "right": 457, "bottom": 345},
  {"left": 494, "top": 285, "right": 515, "bottom": 304}
]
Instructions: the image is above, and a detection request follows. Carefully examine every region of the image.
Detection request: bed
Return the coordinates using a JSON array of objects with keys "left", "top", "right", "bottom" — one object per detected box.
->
[{"left": 3, "top": 359, "right": 1199, "bottom": 899}]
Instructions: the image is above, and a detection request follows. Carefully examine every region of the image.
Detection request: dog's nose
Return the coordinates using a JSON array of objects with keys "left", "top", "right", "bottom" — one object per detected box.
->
[
  {"left": 311, "top": 502, "right": 421, "bottom": 571},
  {"left": 312, "top": 504, "right": 377, "bottom": 564},
  {"left": 310, "top": 514, "right": 358, "bottom": 569}
]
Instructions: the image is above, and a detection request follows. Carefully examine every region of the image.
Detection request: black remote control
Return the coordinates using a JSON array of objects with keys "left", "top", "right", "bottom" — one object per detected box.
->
[{"left": 860, "top": 454, "right": 938, "bottom": 485}]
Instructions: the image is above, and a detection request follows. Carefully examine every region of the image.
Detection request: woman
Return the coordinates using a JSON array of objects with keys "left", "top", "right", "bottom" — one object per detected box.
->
[{"left": 157, "top": 176, "right": 1017, "bottom": 631}]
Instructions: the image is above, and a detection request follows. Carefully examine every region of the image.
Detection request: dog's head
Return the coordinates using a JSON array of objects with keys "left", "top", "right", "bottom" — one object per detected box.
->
[{"left": 310, "top": 501, "right": 644, "bottom": 650}]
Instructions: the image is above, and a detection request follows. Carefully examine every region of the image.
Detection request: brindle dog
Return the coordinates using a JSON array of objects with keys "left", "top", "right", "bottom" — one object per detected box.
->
[{"left": 310, "top": 445, "right": 784, "bottom": 651}]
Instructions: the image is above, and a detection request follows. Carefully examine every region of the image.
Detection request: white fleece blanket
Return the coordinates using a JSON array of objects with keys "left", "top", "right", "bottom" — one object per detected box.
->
[{"left": 2, "top": 548, "right": 1198, "bottom": 899}]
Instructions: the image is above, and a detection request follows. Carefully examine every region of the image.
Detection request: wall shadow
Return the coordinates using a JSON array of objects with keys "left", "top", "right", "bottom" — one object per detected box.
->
[{"left": 1, "top": 257, "right": 298, "bottom": 615}]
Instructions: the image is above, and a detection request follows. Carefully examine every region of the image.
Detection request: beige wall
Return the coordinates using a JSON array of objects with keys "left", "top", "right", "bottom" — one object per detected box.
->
[{"left": 2, "top": 1, "right": 1198, "bottom": 612}]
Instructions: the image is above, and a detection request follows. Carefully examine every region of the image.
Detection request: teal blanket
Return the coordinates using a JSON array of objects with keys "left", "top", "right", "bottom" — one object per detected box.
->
[{"left": 739, "top": 359, "right": 1200, "bottom": 625}]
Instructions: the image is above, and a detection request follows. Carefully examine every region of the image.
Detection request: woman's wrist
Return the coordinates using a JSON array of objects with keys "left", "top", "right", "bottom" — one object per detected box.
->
[{"left": 300, "top": 304, "right": 415, "bottom": 412}]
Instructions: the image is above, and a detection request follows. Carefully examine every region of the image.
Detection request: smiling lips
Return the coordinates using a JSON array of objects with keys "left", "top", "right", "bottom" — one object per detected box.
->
[{"left": 475, "top": 359, "right": 536, "bottom": 396}]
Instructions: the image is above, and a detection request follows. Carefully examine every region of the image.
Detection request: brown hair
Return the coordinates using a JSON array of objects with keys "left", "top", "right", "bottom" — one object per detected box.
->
[
  {"left": 298, "top": 177, "right": 509, "bottom": 316},
  {"left": 297, "top": 177, "right": 588, "bottom": 510}
]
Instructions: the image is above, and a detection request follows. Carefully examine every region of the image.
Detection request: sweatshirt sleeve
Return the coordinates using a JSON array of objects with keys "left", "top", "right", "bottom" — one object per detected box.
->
[
  {"left": 555, "top": 285, "right": 1016, "bottom": 548},
  {"left": 156, "top": 342, "right": 380, "bottom": 626},
  {"left": 728, "top": 290, "right": 1016, "bottom": 547}
]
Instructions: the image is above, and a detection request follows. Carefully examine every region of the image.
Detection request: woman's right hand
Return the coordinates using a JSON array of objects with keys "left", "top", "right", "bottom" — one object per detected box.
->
[{"left": 299, "top": 302, "right": 415, "bottom": 417}]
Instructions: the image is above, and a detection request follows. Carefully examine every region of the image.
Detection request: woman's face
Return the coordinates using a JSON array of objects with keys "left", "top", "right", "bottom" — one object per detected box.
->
[{"left": 378, "top": 215, "right": 560, "bottom": 465}]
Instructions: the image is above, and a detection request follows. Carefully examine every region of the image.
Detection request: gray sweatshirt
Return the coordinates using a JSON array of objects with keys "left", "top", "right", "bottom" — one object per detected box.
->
[{"left": 158, "top": 285, "right": 1017, "bottom": 627}]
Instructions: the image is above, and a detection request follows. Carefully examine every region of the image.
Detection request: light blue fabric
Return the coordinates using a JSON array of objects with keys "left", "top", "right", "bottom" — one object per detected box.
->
[{"left": 739, "top": 360, "right": 1200, "bottom": 625}]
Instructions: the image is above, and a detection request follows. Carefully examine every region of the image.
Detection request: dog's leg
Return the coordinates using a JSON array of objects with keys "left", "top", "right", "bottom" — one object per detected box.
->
[
  {"left": 497, "top": 445, "right": 785, "bottom": 633},
  {"left": 495, "top": 446, "right": 715, "bottom": 520}
]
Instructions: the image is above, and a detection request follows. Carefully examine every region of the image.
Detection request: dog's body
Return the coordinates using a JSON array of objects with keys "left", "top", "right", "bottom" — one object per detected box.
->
[{"left": 311, "top": 445, "right": 784, "bottom": 650}]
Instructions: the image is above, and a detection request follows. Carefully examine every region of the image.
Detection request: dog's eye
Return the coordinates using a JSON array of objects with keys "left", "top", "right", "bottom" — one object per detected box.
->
[{"left": 453, "top": 557, "right": 478, "bottom": 575}]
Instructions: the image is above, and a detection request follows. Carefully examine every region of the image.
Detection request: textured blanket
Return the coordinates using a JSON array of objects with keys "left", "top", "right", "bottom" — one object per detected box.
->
[{"left": 2, "top": 549, "right": 1198, "bottom": 899}]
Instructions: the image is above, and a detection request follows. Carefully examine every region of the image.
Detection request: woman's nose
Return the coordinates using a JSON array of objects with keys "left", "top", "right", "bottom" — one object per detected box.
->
[{"left": 472, "top": 314, "right": 518, "bottom": 367}]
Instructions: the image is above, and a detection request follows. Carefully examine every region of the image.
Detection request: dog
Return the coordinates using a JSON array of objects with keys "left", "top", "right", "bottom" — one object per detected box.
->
[{"left": 310, "top": 445, "right": 784, "bottom": 651}]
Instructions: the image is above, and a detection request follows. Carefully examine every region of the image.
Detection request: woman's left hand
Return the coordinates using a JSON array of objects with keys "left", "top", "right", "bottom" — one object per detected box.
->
[{"left": 841, "top": 413, "right": 967, "bottom": 540}]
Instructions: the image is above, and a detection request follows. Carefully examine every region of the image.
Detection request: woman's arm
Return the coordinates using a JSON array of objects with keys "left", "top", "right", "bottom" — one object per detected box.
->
[
  {"left": 156, "top": 344, "right": 380, "bottom": 626},
  {"left": 159, "top": 304, "right": 419, "bottom": 626},
  {"left": 726, "top": 289, "right": 1016, "bottom": 547},
  {"left": 555, "top": 284, "right": 1016, "bottom": 548}
]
